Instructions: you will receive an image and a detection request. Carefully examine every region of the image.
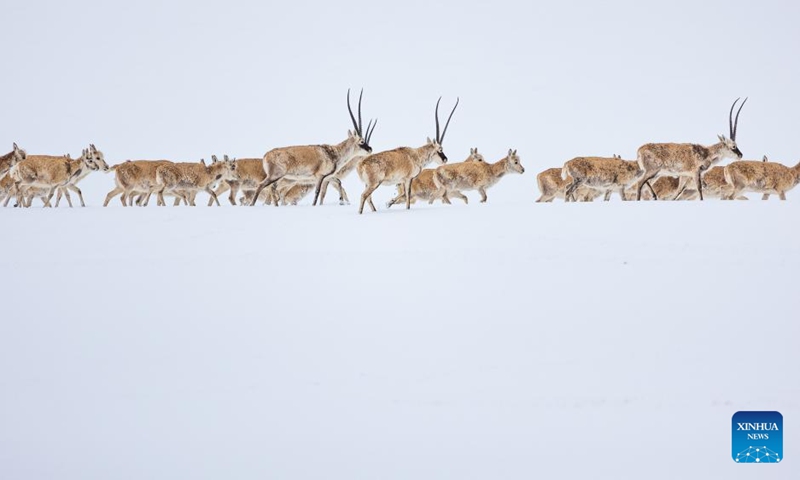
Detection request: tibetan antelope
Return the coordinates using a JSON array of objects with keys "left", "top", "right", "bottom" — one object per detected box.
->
[
  {"left": 0, "top": 174, "right": 15, "bottom": 206},
  {"left": 250, "top": 89, "right": 376, "bottom": 206},
  {"left": 104, "top": 160, "right": 174, "bottom": 206},
  {"left": 386, "top": 148, "right": 484, "bottom": 208},
  {"left": 563, "top": 155, "right": 642, "bottom": 202},
  {"left": 7, "top": 146, "right": 104, "bottom": 207},
  {"left": 0, "top": 143, "right": 26, "bottom": 177},
  {"left": 317, "top": 104, "right": 378, "bottom": 206},
  {"left": 536, "top": 167, "right": 601, "bottom": 202},
  {"left": 724, "top": 159, "right": 800, "bottom": 200},
  {"left": 431, "top": 149, "right": 524, "bottom": 204},
  {"left": 695, "top": 166, "right": 735, "bottom": 200},
  {"left": 208, "top": 156, "right": 265, "bottom": 206},
  {"left": 154, "top": 156, "right": 237, "bottom": 206},
  {"left": 357, "top": 97, "right": 459, "bottom": 214},
  {"left": 623, "top": 176, "right": 699, "bottom": 201},
  {"left": 54, "top": 144, "right": 110, "bottom": 207},
  {"left": 273, "top": 179, "right": 315, "bottom": 206},
  {"left": 635, "top": 98, "right": 747, "bottom": 200}
]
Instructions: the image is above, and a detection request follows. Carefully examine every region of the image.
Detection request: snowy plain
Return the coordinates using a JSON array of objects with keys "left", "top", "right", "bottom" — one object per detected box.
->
[
  {"left": 1, "top": 184, "right": 798, "bottom": 479},
  {"left": 3, "top": 0, "right": 800, "bottom": 477}
]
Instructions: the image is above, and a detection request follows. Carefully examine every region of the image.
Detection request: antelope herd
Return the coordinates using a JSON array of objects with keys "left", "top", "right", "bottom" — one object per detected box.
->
[
  {"left": 1, "top": 95, "right": 799, "bottom": 211},
  {"left": 537, "top": 98, "right": 800, "bottom": 202}
]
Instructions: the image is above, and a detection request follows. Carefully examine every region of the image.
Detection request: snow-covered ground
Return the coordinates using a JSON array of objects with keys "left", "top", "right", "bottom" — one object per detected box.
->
[{"left": 1, "top": 188, "right": 797, "bottom": 479}]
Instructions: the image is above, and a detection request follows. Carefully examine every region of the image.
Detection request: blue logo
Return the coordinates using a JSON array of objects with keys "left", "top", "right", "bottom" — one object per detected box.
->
[{"left": 732, "top": 411, "right": 782, "bottom": 464}]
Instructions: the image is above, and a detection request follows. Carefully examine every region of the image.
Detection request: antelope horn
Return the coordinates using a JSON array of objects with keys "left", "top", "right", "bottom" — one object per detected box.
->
[
  {"left": 366, "top": 119, "right": 378, "bottom": 144},
  {"left": 434, "top": 97, "right": 442, "bottom": 143},
  {"left": 439, "top": 97, "right": 460, "bottom": 144},
  {"left": 364, "top": 119, "right": 373, "bottom": 144},
  {"left": 729, "top": 98, "right": 740, "bottom": 139},
  {"left": 357, "top": 89, "right": 363, "bottom": 137},
  {"left": 733, "top": 97, "right": 747, "bottom": 140},
  {"left": 347, "top": 89, "right": 363, "bottom": 136}
]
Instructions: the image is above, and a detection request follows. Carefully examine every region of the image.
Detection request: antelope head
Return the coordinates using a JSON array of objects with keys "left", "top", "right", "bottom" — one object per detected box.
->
[
  {"left": 70, "top": 148, "right": 94, "bottom": 177},
  {"left": 717, "top": 97, "right": 747, "bottom": 159},
  {"left": 12, "top": 143, "right": 26, "bottom": 164},
  {"left": 506, "top": 149, "right": 525, "bottom": 174},
  {"left": 428, "top": 96, "right": 459, "bottom": 165},
  {"left": 347, "top": 89, "right": 377, "bottom": 156},
  {"left": 87, "top": 144, "right": 110, "bottom": 172},
  {"left": 210, "top": 154, "right": 237, "bottom": 181},
  {"left": 467, "top": 147, "right": 485, "bottom": 163}
]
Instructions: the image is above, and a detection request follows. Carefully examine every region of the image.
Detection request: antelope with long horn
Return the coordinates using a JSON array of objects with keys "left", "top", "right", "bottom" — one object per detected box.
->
[
  {"left": 250, "top": 89, "right": 376, "bottom": 206},
  {"left": 357, "top": 97, "right": 459, "bottom": 214},
  {"left": 317, "top": 111, "right": 377, "bottom": 206},
  {"left": 634, "top": 98, "right": 747, "bottom": 200}
]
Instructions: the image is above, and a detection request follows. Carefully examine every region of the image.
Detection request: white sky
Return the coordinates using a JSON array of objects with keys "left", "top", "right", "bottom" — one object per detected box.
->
[{"left": 2, "top": 0, "right": 799, "bottom": 200}]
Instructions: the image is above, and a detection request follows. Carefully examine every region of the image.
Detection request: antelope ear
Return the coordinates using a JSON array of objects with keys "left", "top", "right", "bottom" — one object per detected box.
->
[
  {"left": 13, "top": 142, "right": 18, "bottom": 150},
  {"left": 427, "top": 137, "right": 433, "bottom": 145},
  {"left": 508, "top": 148, "right": 513, "bottom": 156},
  {"left": 718, "top": 134, "right": 725, "bottom": 143},
  {"left": 513, "top": 149, "right": 517, "bottom": 155},
  {"left": 201, "top": 158, "right": 206, "bottom": 166}
]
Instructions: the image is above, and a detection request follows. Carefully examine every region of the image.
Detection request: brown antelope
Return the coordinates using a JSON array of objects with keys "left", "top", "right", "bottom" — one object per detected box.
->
[
  {"left": 104, "top": 160, "right": 174, "bottom": 206},
  {"left": 386, "top": 148, "right": 484, "bottom": 208},
  {"left": 155, "top": 156, "right": 237, "bottom": 206},
  {"left": 623, "top": 176, "right": 700, "bottom": 201},
  {"left": 0, "top": 174, "right": 14, "bottom": 206},
  {"left": 562, "top": 155, "right": 641, "bottom": 202},
  {"left": 54, "top": 144, "right": 110, "bottom": 207},
  {"left": 7, "top": 146, "right": 104, "bottom": 207},
  {"left": 430, "top": 149, "right": 524, "bottom": 204},
  {"left": 317, "top": 118, "right": 378, "bottom": 206},
  {"left": 273, "top": 180, "right": 315, "bottom": 206},
  {"left": 724, "top": 159, "right": 800, "bottom": 200},
  {"left": 208, "top": 156, "right": 265, "bottom": 206},
  {"left": 250, "top": 89, "right": 376, "bottom": 206},
  {"left": 536, "top": 167, "right": 601, "bottom": 202},
  {"left": 357, "top": 97, "right": 459, "bottom": 214},
  {"left": 634, "top": 98, "right": 747, "bottom": 200},
  {"left": 694, "top": 166, "right": 733, "bottom": 200},
  {"left": 0, "top": 143, "right": 26, "bottom": 177}
]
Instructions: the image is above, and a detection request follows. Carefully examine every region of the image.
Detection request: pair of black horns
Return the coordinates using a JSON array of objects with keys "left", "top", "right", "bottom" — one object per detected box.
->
[
  {"left": 363, "top": 118, "right": 377, "bottom": 145},
  {"left": 435, "top": 96, "right": 459, "bottom": 145},
  {"left": 347, "top": 89, "right": 377, "bottom": 144},
  {"left": 729, "top": 97, "right": 747, "bottom": 141}
]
